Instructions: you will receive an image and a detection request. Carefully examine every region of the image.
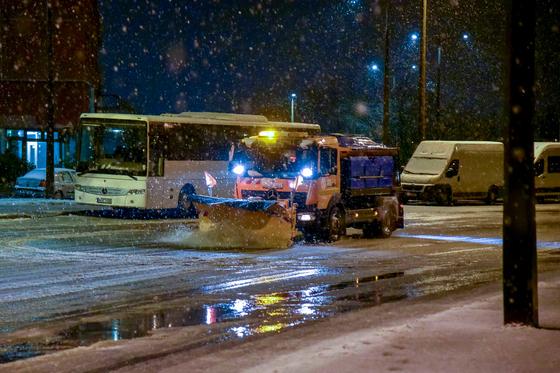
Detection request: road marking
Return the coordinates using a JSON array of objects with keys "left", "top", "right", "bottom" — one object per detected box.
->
[
  {"left": 396, "top": 233, "right": 560, "bottom": 249},
  {"left": 427, "top": 247, "right": 496, "bottom": 256}
]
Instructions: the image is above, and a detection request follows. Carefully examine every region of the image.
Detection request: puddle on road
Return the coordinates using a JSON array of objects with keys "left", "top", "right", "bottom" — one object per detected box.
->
[{"left": 0, "top": 271, "right": 406, "bottom": 364}]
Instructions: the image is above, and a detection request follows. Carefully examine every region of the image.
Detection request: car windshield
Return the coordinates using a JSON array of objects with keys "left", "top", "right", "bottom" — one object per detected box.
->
[
  {"left": 404, "top": 157, "right": 448, "bottom": 176},
  {"left": 235, "top": 140, "right": 317, "bottom": 178},
  {"left": 78, "top": 123, "right": 147, "bottom": 177}
]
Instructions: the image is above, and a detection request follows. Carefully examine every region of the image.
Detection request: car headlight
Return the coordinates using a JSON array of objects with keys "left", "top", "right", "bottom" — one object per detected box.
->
[
  {"left": 232, "top": 164, "right": 245, "bottom": 175},
  {"left": 300, "top": 167, "right": 313, "bottom": 178},
  {"left": 74, "top": 184, "right": 83, "bottom": 191},
  {"left": 128, "top": 189, "right": 146, "bottom": 195}
]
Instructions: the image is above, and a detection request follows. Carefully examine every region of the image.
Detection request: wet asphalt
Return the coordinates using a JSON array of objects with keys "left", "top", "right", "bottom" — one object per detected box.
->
[{"left": 1, "top": 203, "right": 560, "bottom": 364}]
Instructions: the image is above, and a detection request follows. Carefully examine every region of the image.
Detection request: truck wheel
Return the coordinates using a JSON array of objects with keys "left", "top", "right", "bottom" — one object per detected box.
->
[
  {"left": 323, "top": 206, "right": 345, "bottom": 242},
  {"left": 378, "top": 211, "right": 395, "bottom": 238}
]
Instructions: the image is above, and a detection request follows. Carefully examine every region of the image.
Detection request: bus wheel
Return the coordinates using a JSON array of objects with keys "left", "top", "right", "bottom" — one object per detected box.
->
[
  {"left": 323, "top": 206, "right": 345, "bottom": 242},
  {"left": 177, "top": 185, "right": 197, "bottom": 218}
]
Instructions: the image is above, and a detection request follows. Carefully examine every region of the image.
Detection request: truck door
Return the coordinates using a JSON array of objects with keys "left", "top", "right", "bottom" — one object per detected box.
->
[{"left": 317, "top": 147, "right": 339, "bottom": 209}]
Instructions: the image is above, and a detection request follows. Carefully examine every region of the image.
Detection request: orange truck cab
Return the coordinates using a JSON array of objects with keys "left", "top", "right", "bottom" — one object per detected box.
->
[{"left": 231, "top": 131, "right": 404, "bottom": 241}]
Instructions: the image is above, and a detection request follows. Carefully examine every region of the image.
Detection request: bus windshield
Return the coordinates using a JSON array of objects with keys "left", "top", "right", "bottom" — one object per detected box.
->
[
  {"left": 235, "top": 139, "right": 317, "bottom": 178},
  {"left": 78, "top": 122, "right": 147, "bottom": 177}
]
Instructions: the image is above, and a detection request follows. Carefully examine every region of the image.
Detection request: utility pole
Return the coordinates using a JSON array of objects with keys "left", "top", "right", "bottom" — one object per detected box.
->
[
  {"left": 382, "top": 2, "right": 391, "bottom": 145},
  {"left": 503, "top": 0, "right": 538, "bottom": 326},
  {"left": 434, "top": 46, "right": 442, "bottom": 138},
  {"left": 45, "top": 2, "right": 55, "bottom": 198},
  {"left": 418, "top": 0, "right": 428, "bottom": 140}
]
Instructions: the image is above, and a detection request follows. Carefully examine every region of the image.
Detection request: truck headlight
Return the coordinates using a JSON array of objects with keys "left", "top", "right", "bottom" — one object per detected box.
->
[
  {"left": 300, "top": 167, "right": 313, "bottom": 178},
  {"left": 232, "top": 164, "right": 245, "bottom": 175}
]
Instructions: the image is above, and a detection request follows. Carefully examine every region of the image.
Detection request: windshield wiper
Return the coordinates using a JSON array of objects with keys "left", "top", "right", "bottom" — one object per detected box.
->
[{"left": 120, "top": 170, "right": 138, "bottom": 181}]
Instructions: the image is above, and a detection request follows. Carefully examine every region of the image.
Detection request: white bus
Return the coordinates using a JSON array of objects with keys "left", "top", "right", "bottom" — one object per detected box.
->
[{"left": 74, "top": 112, "right": 320, "bottom": 215}]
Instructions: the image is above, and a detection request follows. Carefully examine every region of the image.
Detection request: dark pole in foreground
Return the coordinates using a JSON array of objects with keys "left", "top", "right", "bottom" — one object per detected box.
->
[
  {"left": 418, "top": 0, "right": 427, "bottom": 140},
  {"left": 381, "top": 2, "right": 391, "bottom": 145},
  {"left": 45, "top": 2, "right": 55, "bottom": 198},
  {"left": 503, "top": 0, "right": 538, "bottom": 326}
]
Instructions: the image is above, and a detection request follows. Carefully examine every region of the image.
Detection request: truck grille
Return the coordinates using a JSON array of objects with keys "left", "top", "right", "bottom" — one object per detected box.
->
[{"left": 241, "top": 190, "right": 308, "bottom": 206}]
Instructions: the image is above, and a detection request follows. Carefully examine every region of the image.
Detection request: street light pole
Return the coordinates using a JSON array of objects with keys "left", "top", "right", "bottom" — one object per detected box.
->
[
  {"left": 434, "top": 45, "right": 442, "bottom": 137},
  {"left": 418, "top": 0, "right": 428, "bottom": 140},
  {"left": 382, "top": 2, "right": 391, "bottom": 145},
  {"left": 290, "top": 93, "right": 297, "bottom": 123}
]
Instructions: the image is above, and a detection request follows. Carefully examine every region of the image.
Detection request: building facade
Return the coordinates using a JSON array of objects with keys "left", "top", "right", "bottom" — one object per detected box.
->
[{"left": 0, "top": 0, "right": 101, "bottom": 168}]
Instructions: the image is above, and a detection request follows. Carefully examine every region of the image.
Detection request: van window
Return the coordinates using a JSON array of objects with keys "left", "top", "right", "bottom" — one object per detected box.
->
[{"left": 549, "top": 156, "right": 560, "bottom": 173}]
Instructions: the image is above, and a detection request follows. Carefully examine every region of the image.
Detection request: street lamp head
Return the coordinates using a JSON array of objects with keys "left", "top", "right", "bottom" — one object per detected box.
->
[
  {"left": 290, "top": 93, "right": 297, "bottom": 99},
  {"left": 410, "top": 32, "right": 419, "bottom": 41},
  {"left": 411, "top": 64, "right": 418, "bottom": 70},
  {"left": 368, "top": 63, "right": 379, "bottom": 72},
  {"left": 462, "top": 33, "right": 469, "bottom": 41}
]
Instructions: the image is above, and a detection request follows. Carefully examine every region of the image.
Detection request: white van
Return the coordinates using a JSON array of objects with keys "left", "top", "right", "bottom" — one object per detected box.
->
[
  {"left": 401, "top": 141, "right": 504, "bottom": 205},
  {"left": 534, "top": 142, "right": 560, "bottom": 202}
]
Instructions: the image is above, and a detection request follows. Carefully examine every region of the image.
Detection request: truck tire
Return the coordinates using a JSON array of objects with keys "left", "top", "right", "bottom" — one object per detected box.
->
[
  {"left": 362, "top": 211, "right": 395, "bottom": 239},
  {"left": 378, "top": 211, "right": 395, "bottom": 238},
  {"left": 323, "top": 206, "right": 345, "bottom": 242}
]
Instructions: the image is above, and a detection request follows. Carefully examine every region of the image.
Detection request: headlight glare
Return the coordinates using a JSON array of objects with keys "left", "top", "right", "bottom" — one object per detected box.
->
[
  {"left": 301, "top": 167, "right": 313, "bottom": 178},
  {"left": 232, "top": 164, "right": 245, "bottom": 175}
]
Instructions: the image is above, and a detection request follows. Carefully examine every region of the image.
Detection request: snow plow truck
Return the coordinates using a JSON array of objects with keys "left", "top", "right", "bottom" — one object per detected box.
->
[{"left": 230, "top": 131, "right": 404, "bottom": 241}]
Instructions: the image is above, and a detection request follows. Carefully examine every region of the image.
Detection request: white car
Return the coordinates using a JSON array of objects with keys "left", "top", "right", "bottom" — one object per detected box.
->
[{"left": 15, "top": 168, "right": 77, "bottom": 199}]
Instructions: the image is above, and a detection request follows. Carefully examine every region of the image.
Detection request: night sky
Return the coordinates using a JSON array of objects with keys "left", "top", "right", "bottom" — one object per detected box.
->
[{"left": 98, "top": 0, "right": 559, "bottom": 148}]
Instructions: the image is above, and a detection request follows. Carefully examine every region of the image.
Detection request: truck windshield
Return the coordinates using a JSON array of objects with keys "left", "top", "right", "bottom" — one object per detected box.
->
[
  {"left": 236, "top": 141, "right": 317, "bottom": 178},
  {"left": 78, "top": 123, "right": 148, "bottom": 177},
  {"left": 404, "top": 157, "right": 448, "bottom": 176}
]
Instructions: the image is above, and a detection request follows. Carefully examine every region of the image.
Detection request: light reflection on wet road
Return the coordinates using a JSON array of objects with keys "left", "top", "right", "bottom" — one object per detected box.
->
[{"left": 1, "top": 204, "right": 560, "bottom": 364}]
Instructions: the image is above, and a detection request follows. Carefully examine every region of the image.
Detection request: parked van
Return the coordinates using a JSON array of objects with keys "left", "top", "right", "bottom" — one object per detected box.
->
[
  {"left": 534, "top": 142, "right": 560, "bottom": 202},
  {"left": 401, "top": 141, "right": 504, "bottom": 205}
]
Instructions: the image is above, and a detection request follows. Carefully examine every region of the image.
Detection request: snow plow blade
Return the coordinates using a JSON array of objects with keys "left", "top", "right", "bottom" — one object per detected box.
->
[{"left": 187, "top": 195, "right": 295, "bottom": 250}]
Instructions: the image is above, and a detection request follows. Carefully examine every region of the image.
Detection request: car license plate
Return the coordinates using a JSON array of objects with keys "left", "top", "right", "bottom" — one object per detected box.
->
[{"left": 96, "top": 197, "right": 112, "bottom": 204}]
